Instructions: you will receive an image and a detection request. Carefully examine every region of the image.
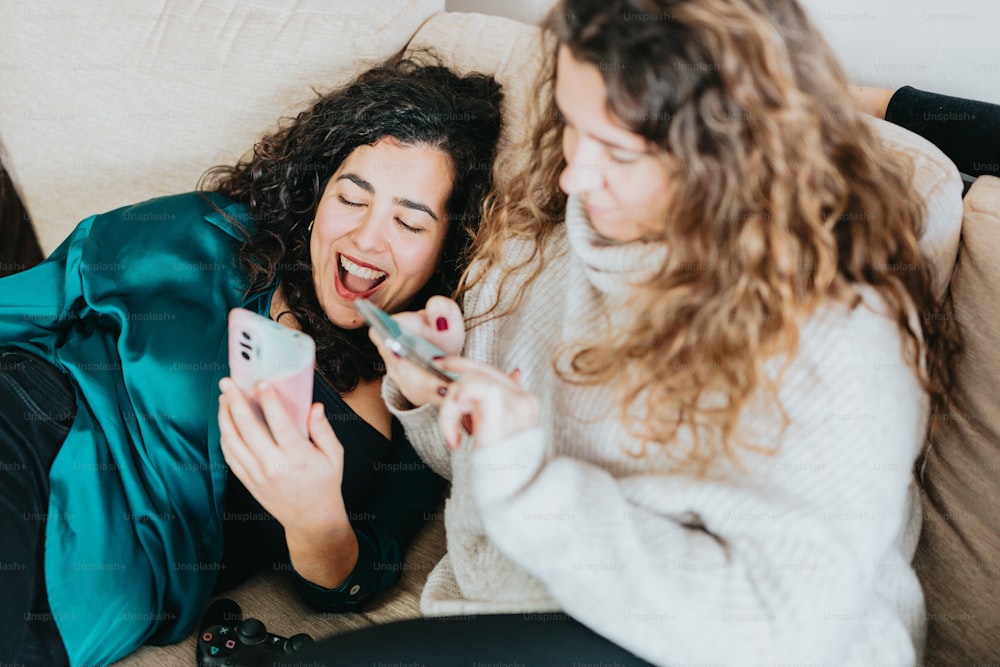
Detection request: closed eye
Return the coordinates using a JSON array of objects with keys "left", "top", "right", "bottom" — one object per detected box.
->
[
  {"left": 338, "top": 195, "right": 364, "bottom": 208},
  {"left": 337, "top": 193, "right": 425, "bottom": 233},
  {"left": 396, "top": 217, "right": 423, "bottom": 234},
  {"left": 608, "top": 148, "right": 641, "bottom": 164}
]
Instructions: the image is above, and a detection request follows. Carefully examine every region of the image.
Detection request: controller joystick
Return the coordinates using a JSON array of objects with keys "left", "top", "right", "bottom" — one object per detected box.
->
[{"left": 196, "top": 598, "right": 313, "bottom": 667}]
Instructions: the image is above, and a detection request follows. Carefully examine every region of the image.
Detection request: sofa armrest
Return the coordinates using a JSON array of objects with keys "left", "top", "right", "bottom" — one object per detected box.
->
[{"left": 915, "top": 174, "right": 1000, "bottom": 666}]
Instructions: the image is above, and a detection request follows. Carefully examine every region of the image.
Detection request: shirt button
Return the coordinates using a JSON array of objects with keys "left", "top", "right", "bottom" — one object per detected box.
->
[{"left": 349, "top": 585, "right": 361, "bottom": 596}]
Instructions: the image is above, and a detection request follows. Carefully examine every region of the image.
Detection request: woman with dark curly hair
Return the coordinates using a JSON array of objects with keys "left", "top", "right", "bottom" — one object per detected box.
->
[{"left": 0, "top": 58, "right": 502, "bottom": 666}]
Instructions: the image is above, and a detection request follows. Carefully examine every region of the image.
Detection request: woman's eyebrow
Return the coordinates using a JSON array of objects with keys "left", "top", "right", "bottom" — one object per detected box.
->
[
  {"left": 337, "top": 173, "right": 374, "bottom": 193},
  {"left": 553, "top": 99, "right": 645, "bottom": 154},
  {"left": 337, "top": 173, "right": 440, "bottom": 222},
  {"left": 394, "top": 197, "right": 440, "bottom": 222}
]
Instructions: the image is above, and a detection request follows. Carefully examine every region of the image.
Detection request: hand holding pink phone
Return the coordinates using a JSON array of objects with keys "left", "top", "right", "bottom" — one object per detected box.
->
[{"left": 227, "top": 308, "right": 315, "bottom": 437}]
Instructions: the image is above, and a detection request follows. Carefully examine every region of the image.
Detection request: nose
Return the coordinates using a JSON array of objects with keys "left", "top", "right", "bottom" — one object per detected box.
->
[
  {"left": 559, "top": 138, "right": 605, "bottom": 195},
  {"left": 350, "top": 209, "right": 388, "bottom": 253}
]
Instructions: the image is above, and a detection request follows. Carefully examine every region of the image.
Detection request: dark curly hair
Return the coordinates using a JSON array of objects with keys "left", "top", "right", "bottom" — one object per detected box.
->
[{"left": 200, "top": 56, "right": 503, "bottom": 392}]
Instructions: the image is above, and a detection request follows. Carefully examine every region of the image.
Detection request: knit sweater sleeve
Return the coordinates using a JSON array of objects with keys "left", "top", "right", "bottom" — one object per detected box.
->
[
  {"left": 378, "top": 245, "right": 532, "bottom": 482},
  {"left": 468, "top": 294, "right": 927, "bottom": 666},
  {"left": 381, "top": 378, "right": 451, "bottom": 480}
]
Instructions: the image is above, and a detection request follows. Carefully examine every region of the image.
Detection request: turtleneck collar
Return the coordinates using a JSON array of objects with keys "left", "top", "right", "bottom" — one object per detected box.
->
[{"left": 564, "top": 194, "right": 668, "bottom": 298}]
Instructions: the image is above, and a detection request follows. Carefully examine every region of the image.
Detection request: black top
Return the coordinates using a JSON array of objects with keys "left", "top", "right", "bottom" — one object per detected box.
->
[{"left": 215, "top": 371, "right": 446, "bottom": 611}]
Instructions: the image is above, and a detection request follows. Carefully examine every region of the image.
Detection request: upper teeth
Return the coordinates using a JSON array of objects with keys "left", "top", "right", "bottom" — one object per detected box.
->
[{"left": 341, "top": 255, "right": 387, "bottom": 281}]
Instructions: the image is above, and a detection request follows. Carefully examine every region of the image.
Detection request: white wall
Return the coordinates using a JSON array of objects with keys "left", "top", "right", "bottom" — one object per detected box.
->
[
  {"left": 445, "top": 0, "right": 1000, "bottom": 104},
  {"left": 798, "top": 0, "right": 1000, "bottom": 104}
]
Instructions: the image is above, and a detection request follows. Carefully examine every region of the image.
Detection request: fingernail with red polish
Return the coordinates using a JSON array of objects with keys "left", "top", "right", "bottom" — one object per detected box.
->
[{"left": 436, "top": 317, "right": 449, "bottom": 331}]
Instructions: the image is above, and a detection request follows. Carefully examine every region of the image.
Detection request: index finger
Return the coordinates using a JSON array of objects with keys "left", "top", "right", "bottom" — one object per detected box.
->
[
  {"left": 393, "top": 299, "right": 465, "bottom": 357},
  {"left": 420, "top": 296, "right": 465, "bottom": 353},
  {"left": 219, "top": 377, "right": 281, "bottom": 464}
]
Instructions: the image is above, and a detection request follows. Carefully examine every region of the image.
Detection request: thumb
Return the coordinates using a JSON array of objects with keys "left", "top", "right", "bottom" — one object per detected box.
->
[{"left": 422, "top": 295, "right": 465, "bottom": 355}]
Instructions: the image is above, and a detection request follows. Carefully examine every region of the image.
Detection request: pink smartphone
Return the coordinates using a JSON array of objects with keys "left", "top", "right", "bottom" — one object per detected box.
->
[{"left": 227, "top": 307, "right": 315, "bottom": 437}]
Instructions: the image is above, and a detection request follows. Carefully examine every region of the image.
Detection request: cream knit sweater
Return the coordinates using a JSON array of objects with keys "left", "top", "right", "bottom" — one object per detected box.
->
[{"left": 385, "top": 195, "right": 928, "bottom": 666}]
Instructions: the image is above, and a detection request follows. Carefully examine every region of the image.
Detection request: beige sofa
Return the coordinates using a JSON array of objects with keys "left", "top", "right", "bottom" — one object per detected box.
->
[{"left": 1, "top": 2, "right": 998, "bottom": 665}]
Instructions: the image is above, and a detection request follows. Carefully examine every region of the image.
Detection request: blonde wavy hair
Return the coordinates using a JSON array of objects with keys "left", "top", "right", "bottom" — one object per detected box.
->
[{"left": 459, "top": 0, "right": 960, "bottom": 473}]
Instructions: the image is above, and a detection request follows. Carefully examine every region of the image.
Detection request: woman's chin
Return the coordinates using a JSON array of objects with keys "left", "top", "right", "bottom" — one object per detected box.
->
[
  {"left": 329, "top": 313, "right": 366, "bottom": 330},
  {"left": 319, "top": 299, "right": 367, "bottom": 330}
]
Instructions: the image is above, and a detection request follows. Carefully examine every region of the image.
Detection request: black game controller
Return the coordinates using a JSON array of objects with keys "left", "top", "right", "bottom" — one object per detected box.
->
[{"left": 196, "top": 598, "right": 313, "bottom": 667}]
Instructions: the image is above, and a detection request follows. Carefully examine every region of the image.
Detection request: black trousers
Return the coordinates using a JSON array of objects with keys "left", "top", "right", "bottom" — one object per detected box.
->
[
  {"left": 886, "top": 86, "right": 1000, "bottom": 183},
  {"left": 274, "top": 613, "right": 657, "bottom": 667},
  {"left": 0, "top": 349, "right": 74, "bottom": 666}
]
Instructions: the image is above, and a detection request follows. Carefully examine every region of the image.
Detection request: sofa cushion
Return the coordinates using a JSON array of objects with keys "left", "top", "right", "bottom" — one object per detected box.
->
[
  {"left": 404, "top": 10, "right": 547, "bottom": 184},
  {"left": 914, "top": 175, "right": 1000, "bottom": 666},
  {"left": 866, "top": 117, "right": 964, "bottom": 301},
  {"left": 0, "top": 0, "right": 444, "bottom": 255}
]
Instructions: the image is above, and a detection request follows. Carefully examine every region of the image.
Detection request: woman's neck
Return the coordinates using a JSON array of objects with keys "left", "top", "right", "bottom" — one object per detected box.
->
[
  {"left": 269, "top": 284, "right": 302, "bottom": 330},
  {"left": 270, "top": 284, "right": 391, "bottom": 438},
  {"left": 563, "top": 194, "right": 668, "bottom": 298}
]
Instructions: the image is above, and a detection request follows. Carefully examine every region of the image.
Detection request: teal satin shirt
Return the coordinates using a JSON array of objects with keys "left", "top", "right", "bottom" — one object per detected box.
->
[{"left": 0, "top": 192, "right": 267, "bottom": 665}]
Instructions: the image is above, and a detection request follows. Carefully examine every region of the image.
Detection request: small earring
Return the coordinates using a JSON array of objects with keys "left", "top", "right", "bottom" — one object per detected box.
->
[{"left": 307, "top": 219, "right": 314, "bottom": 232}]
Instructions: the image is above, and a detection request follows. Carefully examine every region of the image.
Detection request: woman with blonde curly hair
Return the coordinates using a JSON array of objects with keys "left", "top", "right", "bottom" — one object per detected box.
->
[{"left": 284, "top": 0, "right": 960, "bottom": 665}]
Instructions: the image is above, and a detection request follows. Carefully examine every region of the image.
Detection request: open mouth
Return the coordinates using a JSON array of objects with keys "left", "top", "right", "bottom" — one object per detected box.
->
[{"left": 335, "top": 253, "right": 388, "bottom": 298}]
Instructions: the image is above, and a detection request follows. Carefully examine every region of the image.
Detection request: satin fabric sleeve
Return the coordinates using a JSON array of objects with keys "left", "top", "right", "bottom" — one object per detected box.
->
[{"left": 0, "top": 215, "right": 94, "bottom": 352}]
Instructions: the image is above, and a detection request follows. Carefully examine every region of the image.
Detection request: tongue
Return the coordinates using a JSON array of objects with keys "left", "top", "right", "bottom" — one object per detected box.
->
[{"left": 343, "top": 271, "right": 380, "bottom": 294}]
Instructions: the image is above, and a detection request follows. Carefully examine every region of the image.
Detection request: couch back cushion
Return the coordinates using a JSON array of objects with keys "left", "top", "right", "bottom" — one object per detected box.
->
[
  {"left": 0, "top": 0, "right": 443, "bottom": 255},
  {"left": 867, "top": 118, "right": 963, "bottom": 301},
  {"left": 914, "top": 175, "right": 1000, "bottom": 666},
  {"left": 404, "top": 11, "right": 546, "bottom": 185}
]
